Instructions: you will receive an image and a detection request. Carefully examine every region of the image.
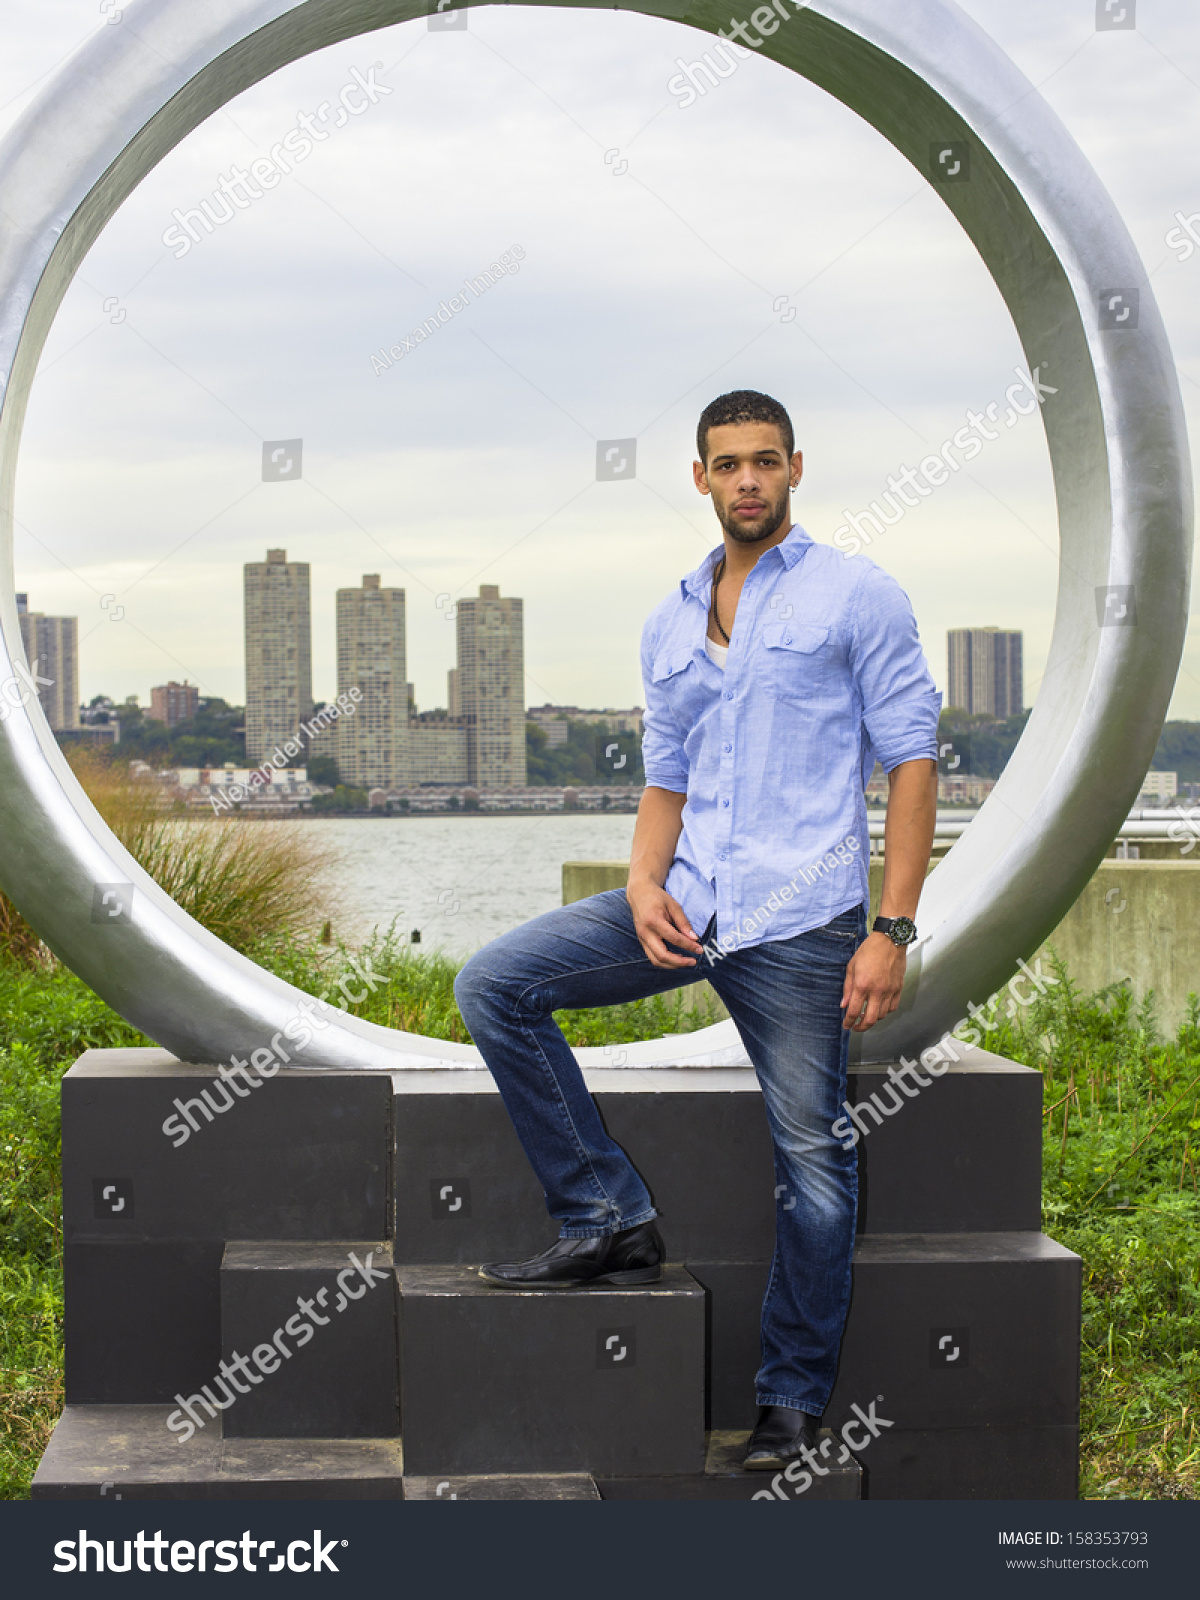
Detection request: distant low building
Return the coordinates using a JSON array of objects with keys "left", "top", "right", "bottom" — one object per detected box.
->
[
  {"left": 527, "top": 704, "right": 644, "bottom": 737},
  {"left": 383, "top": 784, "right": 644, "bottom": 814},
  {"left": 1140, "top": 770, "right": 1177, "bottom": 801},
  {"left": 150, "top": 680, "right": 199, "bottom": 728},
  {"left": 162, "top": 764, "right": 314, "bottom": 813},
  {"left": 938, "top": 773, "right": 996, "bottom": 805},
  {"left": 55, "top": 724, "right": 118, "bottom": 749}
]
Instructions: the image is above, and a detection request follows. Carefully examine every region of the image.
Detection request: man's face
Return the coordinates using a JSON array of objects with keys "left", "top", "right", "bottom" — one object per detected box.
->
[{"left": 693, "top": 422, "right": 801, "bottom": 545}]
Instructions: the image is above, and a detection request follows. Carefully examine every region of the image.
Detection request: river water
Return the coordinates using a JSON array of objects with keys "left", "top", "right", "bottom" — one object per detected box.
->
[{"left": 307, "top": 814, "right": 636, "bottom": 955}]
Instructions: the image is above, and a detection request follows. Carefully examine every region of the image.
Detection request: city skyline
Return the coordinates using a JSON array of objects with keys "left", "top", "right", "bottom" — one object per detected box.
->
[
  {"left": 8, "top": 6, "right": 1196, "bottom": 726},
  {"left": 242, "top": 557, "right": 528, "bottom": 789}
]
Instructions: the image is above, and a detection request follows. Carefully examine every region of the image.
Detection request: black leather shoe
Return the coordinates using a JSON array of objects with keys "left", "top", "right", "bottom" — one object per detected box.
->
[
  {"left": 743, "top": 1405, "right": 821, "bottom": 1470},
  {"left": 479, "top": 1220, "right": 664, "bottom": 1289}
]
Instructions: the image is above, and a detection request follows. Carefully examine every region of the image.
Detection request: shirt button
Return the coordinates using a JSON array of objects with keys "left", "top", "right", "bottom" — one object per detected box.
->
[
  {"left": 719, "top": 852, "right": 728, "bottom": 861},
  {"left": 783, "top": 634, "right": 792, "bottom": 645},
  {"left": 722, "top": 742, "right": 732, "bottom": 753},
  {"left": 724, "top": 691, "right": 734, "bottom": 701},
  {"left": 722, "top": 798, "right": 730, "bottom": 808}
]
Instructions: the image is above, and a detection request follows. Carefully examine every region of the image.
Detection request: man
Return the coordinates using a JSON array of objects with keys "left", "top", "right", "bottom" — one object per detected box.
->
[{"left": 454, "top": 389, "right": 939, "bottom": 1470}]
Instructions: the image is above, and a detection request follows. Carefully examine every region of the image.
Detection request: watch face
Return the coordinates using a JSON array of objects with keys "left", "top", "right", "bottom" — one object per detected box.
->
[{"left": 890, "top": 916, "right": 917, "bottom": 945}]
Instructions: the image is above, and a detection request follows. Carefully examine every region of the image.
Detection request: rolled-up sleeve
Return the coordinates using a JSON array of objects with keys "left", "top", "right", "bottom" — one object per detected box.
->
[
  {"left": 639, "top": 620, "right": 690, "bottom": 793},
  {"left": 850, "top": 565, "right": 941, "bottom": 772}
]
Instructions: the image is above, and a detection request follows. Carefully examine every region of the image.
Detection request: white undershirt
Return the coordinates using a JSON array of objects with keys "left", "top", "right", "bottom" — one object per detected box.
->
[{"left": 705, "top": 635, "right": 728, "bottom": 670}]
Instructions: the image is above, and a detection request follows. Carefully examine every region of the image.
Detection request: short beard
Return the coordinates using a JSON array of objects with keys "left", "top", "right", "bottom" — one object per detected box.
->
[{"left": 714, "top": 485, "right": 791, "bottom": 545}]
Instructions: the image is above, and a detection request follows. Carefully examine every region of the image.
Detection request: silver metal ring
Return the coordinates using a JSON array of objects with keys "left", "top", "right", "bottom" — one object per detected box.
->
[{"left": 0, "top": 0, "right": 1189, "bottom": 1069}]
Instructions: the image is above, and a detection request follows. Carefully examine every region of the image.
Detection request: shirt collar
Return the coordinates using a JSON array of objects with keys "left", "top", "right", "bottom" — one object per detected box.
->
[{"left": 680, "top": 522, "right": 813, "bottom": 599}]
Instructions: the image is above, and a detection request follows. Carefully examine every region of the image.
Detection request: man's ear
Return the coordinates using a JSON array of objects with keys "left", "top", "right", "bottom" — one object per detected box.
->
[
  {"left": 693, "top": 458, "right": 711, "bottom": 497},
  {"left": 790, "top": 449, "right": 804, "bottom": 490}
]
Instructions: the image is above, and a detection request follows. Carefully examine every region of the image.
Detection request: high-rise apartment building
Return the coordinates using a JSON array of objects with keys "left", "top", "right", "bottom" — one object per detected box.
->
[
  {"left": 456, "top": 584, "right": 526, "bottom": 788},
  {"left": 150, "top": 680, "right": 199, "bottom": 727},
  {"left": 16, "top": 593, "right": 79, "bottom": 730},
  {"left": 335, "top": 575, "right": 408, "bottom": 789},
  {"left": 947, "top": 628, "right": 1023, "bottom": 719},
  {"left": 244, "top": 550, "right": 313, "bottom": 762}
]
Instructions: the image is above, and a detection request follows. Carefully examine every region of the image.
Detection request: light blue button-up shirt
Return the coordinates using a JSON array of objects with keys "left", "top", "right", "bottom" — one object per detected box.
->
[{"left": 639, "top": 524, "right": 941, "bottom": 955}]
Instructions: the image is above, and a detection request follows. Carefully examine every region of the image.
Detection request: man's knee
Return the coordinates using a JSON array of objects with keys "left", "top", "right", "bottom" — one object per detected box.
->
[{"left": 453, "top": 953, "right": 490, "bottom": 1022}]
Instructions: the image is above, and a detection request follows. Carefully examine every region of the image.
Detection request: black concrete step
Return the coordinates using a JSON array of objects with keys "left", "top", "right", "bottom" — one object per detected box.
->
[
  {"left": 861, "top": 1424, "right": 1079, "bottom": 1500},
  {"left": 396, "top": 1263, "right": 706, "bottom": 1478},
  {"left": 595, "top": 1428, "right": 862, "bottom": 1501},
  {"left": 402, "top": 1475, "right": 600, "bottom": 1500},
  {"left": 62, "top": 1050, "right": 391, "bottom": 1243},
  {"left": 393, "top": 1053, "right": 1042, "bottom": 1265},
  {"left": 219, "top": 1242, "right": 398, "bottom": 1439},
  {"left": 690, "top": 1232, "right": 1081, "bottom": 1434},
  {"left": 64, "top": 1238, "right": 225, "bottom": 1405},
  {"left": 31, "top": 1407, "right": 403, "bottom": 1500}
]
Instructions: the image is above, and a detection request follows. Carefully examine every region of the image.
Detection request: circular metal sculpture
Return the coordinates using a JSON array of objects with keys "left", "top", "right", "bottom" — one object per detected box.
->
[{"left": 0, "top": 0, "right": 1190, "bottom": 1069}]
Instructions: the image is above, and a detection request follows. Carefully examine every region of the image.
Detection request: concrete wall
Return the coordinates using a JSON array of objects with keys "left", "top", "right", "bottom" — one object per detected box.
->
[{"left": 563, "top": 856, "right": 1200, "bottom": 1035}]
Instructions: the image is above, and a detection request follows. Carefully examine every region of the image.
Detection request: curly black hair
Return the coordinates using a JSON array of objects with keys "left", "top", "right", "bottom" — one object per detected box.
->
[{"left": 696, "top": 389, "right": 795, "bottom": 463}]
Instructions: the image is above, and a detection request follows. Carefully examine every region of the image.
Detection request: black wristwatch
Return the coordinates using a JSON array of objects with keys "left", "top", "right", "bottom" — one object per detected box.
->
[{"left": 873, "top": 915, "right": 917, "bottom": 947}]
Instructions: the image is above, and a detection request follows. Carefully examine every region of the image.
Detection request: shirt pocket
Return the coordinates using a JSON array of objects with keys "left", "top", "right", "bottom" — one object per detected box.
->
[
  {"left": 761, "top": 621, "right": 834, "bottom": 705},
  {"left": 650, "top": 648, "right": 711, "bottom": 726}
]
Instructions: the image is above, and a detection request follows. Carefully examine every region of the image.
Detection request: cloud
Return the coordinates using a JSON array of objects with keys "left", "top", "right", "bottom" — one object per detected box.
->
[{"left": 6, "top": 1, "right": 1197, "bottom": 717}]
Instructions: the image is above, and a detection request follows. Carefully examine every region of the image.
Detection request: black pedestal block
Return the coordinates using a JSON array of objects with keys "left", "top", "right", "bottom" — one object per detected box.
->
[
  {"left": 861, "top": 1424, "right": 1079, "bottom": 1500},
  {"left": 403, "top": 1475, "right": 601, "bottom": 1499},
  {"left": 219, "top": 1242, "right": 398, "bottom": 1439},
  {"left": 393, "top": 1053, "right": 1041, "bottom": 1265},
  {"left": 397, "top": 1264, "right": 706, "bottom": 1476},
  {"left": 63, "top": 1050, "right": 392, "bottom": 1243},
  {"left": 828, "top": 1233, "right": 1081, "bottom": 1432},
  {"left": 64, "top": 1241, "right": 223, "bottom": 1404},
  {"left": 848, "top": 1060, "right": 1041, "bottom": 1233},
  {"left": 31, "top": 1407, "right": 403, "bottom": 1500},
  {"left": 595, "top": 1428, "right": 862, "bottom": 1501},
  {"left": 690, "top": 1233, "right": 1081, "bottom": 1439}
]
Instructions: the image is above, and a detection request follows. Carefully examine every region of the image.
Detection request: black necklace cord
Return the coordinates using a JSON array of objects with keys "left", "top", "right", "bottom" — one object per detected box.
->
[{"left": 709, "top": 555, "right": 731, "bottom": 645}]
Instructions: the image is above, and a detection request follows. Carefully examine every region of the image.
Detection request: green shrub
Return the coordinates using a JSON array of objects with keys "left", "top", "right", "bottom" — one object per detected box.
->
[{"left": 1, "top": 940, "right": 1197, "bottom": 1499}]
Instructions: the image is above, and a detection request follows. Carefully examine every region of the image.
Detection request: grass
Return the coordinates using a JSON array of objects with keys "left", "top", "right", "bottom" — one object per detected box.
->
[
  {"left": 989, "top": 962, "right": 1200, "bottom": 1500},
  {"left": 0, "top": 753, "right": 332, "bottom": 968},
  {"left": 0, "top": 920, "right": 1196, "bottom": 1498}
]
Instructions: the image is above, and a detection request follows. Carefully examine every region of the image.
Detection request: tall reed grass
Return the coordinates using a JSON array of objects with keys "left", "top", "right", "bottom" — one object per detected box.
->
[{"left": 0, "top": 753, "right": 333, "bottom": 963}]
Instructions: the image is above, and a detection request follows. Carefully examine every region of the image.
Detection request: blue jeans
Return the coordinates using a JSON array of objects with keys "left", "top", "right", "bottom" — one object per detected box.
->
[{"left": 453, "top": 889, "right": 864, "bottom": 1415}]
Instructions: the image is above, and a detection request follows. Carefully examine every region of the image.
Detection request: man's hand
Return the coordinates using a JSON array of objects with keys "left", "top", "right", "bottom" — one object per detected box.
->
[
  {"left": 840, "top": 932, "right": 907, "bottom": 1031},
  {"left": 627, "top": 878, "right": 702, "bottom": 969}
]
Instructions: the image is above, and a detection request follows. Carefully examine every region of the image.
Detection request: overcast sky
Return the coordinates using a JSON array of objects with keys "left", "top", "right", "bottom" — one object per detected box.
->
[{"left": 3, "top": 0, "right": 1199, "bottom": 721}]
